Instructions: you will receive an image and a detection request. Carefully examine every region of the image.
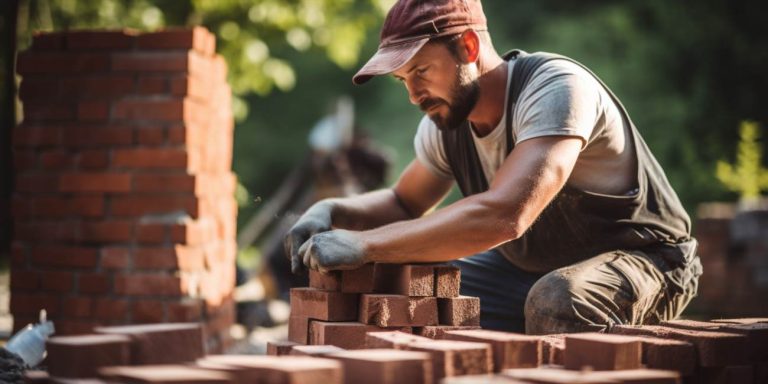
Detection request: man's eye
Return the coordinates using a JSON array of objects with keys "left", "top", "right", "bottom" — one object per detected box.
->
[{"left": 416, "top": 67, "right": 428, "bottom": 76}]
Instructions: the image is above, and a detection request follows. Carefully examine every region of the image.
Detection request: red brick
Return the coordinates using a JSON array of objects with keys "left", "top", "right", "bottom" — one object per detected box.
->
[
  {"left": 78, "top": 272, "right": 111, "bottom": 294},
  {"left": 359, "top": 294, "right": 438, "bottom": 327},
  {"left": 62, "top": 126, "right": 132, "bottom": 147},
  {"left": 413, "top": 325, "right": 482, "bottom": 339},
  {"left": 170, "top": 75, "right": 210, "bottom": 101},
  {"left": 136, "top": 222, "right": 168, "bottom": 244},
  {"left": 695, "top": 365, "right": 754, "bottom": 384},
  {"left": 14, "top": 221, "right": 77, "bottom": 242},
  {"left": 503, "top": 367, "right": 679, "bottom": 384},
  {"left": 59, "top": 172, "right": 131, "bottom": 192},
  {"left": 14, "top": 174, "right": 58, "bottom": 193},
  {"left": 327, "top": 349, "right": 432, "bottom": 384},
  {"left": 438, "top": 296, "right": 480, "bottom": 326},
  {"left": 61, "top": 297, "right": 92, "bottom": 318},
  {"left": 405, "top": 340, "right": 493, "bottom": 382},
  {"left": 589, "top": 369, "right": 681, "bottom": 383},
  {"left": 18, "top": 78, "right": 59, "bottom": 100},
  {"left": 38, "top": 150, "right": 72, "bottom": 169},
  {"left": 170, "top": 219, "right": 218, "bottom": 245},
  {"left": 564, "top": 333, "right": 642, "bottom": 371},
  {"left": 10, "top": 293, "right": 61, "bottom": 316},
  {"left": 113, "top": 147, "right": 188, "bottom": 168},
  {"left": 309, "top": 321, "right": 409, "bottom": 350},
  {"left": 77, "top": 100, "right": 110, "bottom": 120},
  {"left": 444, "top": 329, "right": 542, "bottom": 371},
  {"left": 12, "top": 150, "right": 37, "bottom": 170},
  {"left": 111, "top": 195, "right": 198, "bottom": 217},
  {"left": 290, "top": 287, "right": 359, "bottom": 321},
  {"left": 366, "top": 331, "right": 433, "bottom": 350},
  {"left": 100, "top": 365, "right": 231, "bottom": 383},
  {"left": 627, "top": 335, "right": 696, "bottom": 376},
  {"left": 267, "top": 341, "right": 300, "bottom": 356},
  {"left": 662, "top": 319, "right": 768, "bottom": 362},
  {"left": 65, "top": 30, "right": 137, "bottom": 49},
  {"left": 309, "top": 263, "right": 376, "bottom": 293},
  {"left": 435, "top": 265, "right": 461, "bottom": 298},
  {"left": 31, "top": 31, "right": 65, "bottom": 50},
  {"left": 167, "top": 124, "right": 187, "bottom": 144},
  {"left": 198, "top": 355, "right": 342, "bottom": 383},
  {"left": 40, "top": 271, "right": 74, "bottom": 292},
  {"left": 10, "top": 269, "right": 39, "bottom": 290},
  {"left": 136, "top": 126, "right": 166, "bottom": 144},
  {"left": 540, "top": 334, "right": 566, "bottom": 365},
  {"left": 289, "top": 315, "right": 310, "bottom": 344},
  {"left": 17, "top": 51, "right": 110, "bottom": 74},
  {"left": 22, "top": 370, "right": 50, "bottom": 383},
  {"left": 167, "top": 299, "right": 204, "bottom": 322},
  {"left": 134, "top": 247, "right": 177, "bottom": 269},
  {"left": 101, "top": 246, "right": 130, "bottom": 269},
  {"left": 611, "top": 324, "right": 750, "bottom": 367},
  {"left": 30, "top": 196, "right": 105, "bottom": 217},
  {"left": 30, "top": 245, "right": 98, "bottom": 268},
  {"left": 113, "top": 99, "right": 195, "bottom": 121},
  {"left": 136, "top": 27, "right": 215, "bottom": 55},
  {"left": 291, "top": 345, "right": 346, "bottom": 357},
  {"left": 138, "top": 76, "right": 170, "bottom": 94},
  {"left": 22, "top": 102, "right": 74, "bottom": 120},
  {"left": 112, "top": 51, "right": 190, "bottom": 72},
  {"left": 47, "top": 334, "right": 132, "bottom": 378},
  {"left": 132, "top": 300, "right": 166, "bottom": 322},
  {"left": 59, "top": 75, "right": 135, "bottom": 98},
  {"left": 374, "top": 263, "right": 435, "bottom": 296},
  {"left": 13, "top": 124, "right": 61, "bottom": 148},
  {"left": 133, "top": 173, "right": 196, "bottom": 193},
  {"left": 95, "top": 323, "right": 205, "bottom": 365},
  {"left": 92, "top": 298, "right": 129, "bottom": 321},
  {"left": 79, "top": 219, "right": 133, "bottom": 242},
  {"left": 77, "top": 149, "right": 110, "bottom": 169},
  {"left": 114, "top": 274, "right": 183, "bottom": 296}
]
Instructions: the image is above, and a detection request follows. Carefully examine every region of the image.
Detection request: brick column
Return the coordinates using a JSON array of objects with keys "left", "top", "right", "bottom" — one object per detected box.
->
[{"left": 11, "top": 27, "right": 237, "bottom": 351}]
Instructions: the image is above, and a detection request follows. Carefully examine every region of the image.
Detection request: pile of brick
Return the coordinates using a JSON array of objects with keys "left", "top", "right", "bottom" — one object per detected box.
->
[{"left": 287, "top": 263, "right": 482, "bottom": 350}]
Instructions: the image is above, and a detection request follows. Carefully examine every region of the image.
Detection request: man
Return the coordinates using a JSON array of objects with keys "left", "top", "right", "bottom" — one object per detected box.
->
[{"left": 284, "top": 0, "right": 702, "bottom": 334}]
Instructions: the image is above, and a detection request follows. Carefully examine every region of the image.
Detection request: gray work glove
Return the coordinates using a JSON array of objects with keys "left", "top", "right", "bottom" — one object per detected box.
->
[
  {"left": 298, "top": 229, "right": 368, "bottom": 273},
  {"left": 284, "top": 200, "right": 335, "bottom": 274}
]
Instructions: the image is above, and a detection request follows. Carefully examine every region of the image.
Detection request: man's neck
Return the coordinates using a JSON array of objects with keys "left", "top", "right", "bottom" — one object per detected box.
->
[{"left": 468, "top": 56, "right": 508, "bottom": 137}]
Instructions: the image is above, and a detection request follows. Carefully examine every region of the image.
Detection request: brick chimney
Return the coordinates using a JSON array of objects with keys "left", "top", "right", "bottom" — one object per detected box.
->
[{"left": 11, "top": 27, "right": 237, "bottom": 351}]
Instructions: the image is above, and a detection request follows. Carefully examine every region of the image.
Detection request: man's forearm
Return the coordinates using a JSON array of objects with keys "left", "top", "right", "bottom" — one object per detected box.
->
[
  {"left": 361, "top": 192, "right": 520, "bottom": 264},
  {"left": 327, "top": 189, "right": 414, "bottom": 231}
]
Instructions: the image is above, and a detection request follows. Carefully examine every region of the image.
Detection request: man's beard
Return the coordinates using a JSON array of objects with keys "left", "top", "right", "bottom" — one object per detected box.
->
[{"left": 420, "top": 64, "right": 480, "bottom": 131}]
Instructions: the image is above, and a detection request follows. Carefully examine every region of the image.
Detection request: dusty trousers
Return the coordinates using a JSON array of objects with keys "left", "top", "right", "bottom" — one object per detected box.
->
[{"left": 453, "top": 248, "right": 699, "bottom": 334}]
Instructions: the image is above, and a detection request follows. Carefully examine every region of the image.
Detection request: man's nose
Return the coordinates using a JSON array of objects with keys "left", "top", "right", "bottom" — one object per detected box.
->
[{"left": 405, "top": 80, "right": 426, "bottom": 106}]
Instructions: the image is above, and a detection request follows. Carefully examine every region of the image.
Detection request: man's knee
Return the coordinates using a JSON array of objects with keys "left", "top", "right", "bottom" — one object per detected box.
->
[{"left": 524, "top": 270, "right": 600, "bottom": 334}]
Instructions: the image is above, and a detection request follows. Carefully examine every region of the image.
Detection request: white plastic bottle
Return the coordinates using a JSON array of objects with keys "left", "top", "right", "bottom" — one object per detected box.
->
[{"left": 4, "top": 310, "right": 55, "bottom": 367}]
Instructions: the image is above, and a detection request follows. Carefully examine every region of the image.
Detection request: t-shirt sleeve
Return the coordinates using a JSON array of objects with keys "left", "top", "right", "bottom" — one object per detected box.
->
[
  {"left": 513, "top": 60, "right": 601, "bottom": 148},
  {"left": 413, "top": 115, "right": 454, "bottom": 179}
]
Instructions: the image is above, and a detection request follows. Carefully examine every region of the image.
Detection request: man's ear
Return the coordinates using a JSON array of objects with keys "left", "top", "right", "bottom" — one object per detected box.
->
[{"left": 459, "top": 29, "right": 480, "bottom": 64}]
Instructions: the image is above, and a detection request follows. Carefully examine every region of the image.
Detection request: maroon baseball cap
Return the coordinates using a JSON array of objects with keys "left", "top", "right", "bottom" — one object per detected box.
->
[{"left": 353, "top": 0, "right": 487, "bottom": 85}]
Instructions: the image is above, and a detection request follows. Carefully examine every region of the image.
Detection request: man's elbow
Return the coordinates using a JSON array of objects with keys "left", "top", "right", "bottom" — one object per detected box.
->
[{"left": 473, "top": 196, "right": 531, "bottom": 244}]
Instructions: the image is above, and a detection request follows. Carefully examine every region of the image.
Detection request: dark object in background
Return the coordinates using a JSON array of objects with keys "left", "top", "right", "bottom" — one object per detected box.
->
[{"left": 0, "top": 347, "right": 26, "bottom": 384}]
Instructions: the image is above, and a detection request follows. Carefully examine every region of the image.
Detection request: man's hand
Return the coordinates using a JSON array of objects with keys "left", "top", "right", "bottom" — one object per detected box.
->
[
  {"left": 298, "top": 230, "right": 368, "bottom": 273},
  {"left": 284, "top": 201, "right": 335, "bottom": 274}
]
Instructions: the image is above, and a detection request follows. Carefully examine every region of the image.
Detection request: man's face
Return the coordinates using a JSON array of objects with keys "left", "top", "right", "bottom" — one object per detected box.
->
[{"left": 392, "top": 40, "right": 480, "bottom": 131}]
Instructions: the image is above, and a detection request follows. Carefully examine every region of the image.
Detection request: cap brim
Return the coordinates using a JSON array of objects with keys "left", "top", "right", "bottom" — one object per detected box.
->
[{"left": 352, "top": 38, "right": 430, "bottom": 85}]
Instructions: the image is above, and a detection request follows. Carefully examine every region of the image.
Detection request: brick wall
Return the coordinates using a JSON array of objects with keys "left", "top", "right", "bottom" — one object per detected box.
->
[{"left": 10, "top": 27, "right": 237, "bottom": 351}]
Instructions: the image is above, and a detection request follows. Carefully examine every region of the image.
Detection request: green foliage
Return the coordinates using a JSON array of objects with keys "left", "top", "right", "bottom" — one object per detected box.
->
[{"left": 716, "top": 122, "right": 768, "bottom": 201}]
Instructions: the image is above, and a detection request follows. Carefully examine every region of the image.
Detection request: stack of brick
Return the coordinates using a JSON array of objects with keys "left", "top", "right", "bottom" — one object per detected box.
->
[
  {"left": 24, "top": 317, "right": 768, "bottom": 383},
  {"left": 287, "top": 263, "right": 481, "bottom": 349},
  {"left": 10, "top": 27, "right": 237, "bottom": 351}
]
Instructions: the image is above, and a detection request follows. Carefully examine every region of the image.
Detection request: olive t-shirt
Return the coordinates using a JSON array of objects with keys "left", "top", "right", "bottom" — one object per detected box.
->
[{"left": 414, "top": 58, "right": 637, "bottom": 196}]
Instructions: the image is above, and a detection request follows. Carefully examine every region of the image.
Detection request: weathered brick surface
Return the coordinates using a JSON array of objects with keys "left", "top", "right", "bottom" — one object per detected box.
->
[
  {"left": 662, "top": 319, "right": 768, "bottom": 362},
  {"left": 405, "top": 340, "right": 493, "bottom": 383},
  {"left": 434, "top": 265, "right": 461, "bottom": 298},
  {"left": 413, "top": 325, "right": 482, "bottom": 339},
  {"left": 46, "top": 334, "right": 131, "bottom": 378},
  {"left": 540, "top": 334, "right": 565, "bottom": 366},
  {"left": 200, "top": 355, "right": 343, "bottom": 384},
  {"left": 611, "top": 324, "right": 750, "bottom": 367},
  {"left": 309, "top": 263, "right": 376, "bottom": 293},
  {"left": 266, "top": 340, "right": 300, "bottom": 356},
  {"left": 359, "top": 294, "right": 438, "bottom": 327},
  {"left": 94, "top": 323, "right": 204, "bottom": 365},
  {"left": 289, "top": 315, "right": 310, "bottom": 344},
  {"left": 309, "top": 321, "right": 411, "bottom": 349},
  {"left": 366, "top": 331, "right": 433, "bottom": 350},
  {"left": 563, "top": 332, "right": 642, "bottom": 371},
  {"left": 632, "top": 335, "right": 696, "bottom": 376},
  {"left": 291, "top": 345, "right": 346, "bottom": 357},
  {"left": 327, "top": 349, "right": 433, "bottom": 384},
  {"left": 290, "top": 287, "right": 359, "bottom": 321},
  {"left": 99, "top": 365, "right": 232, "bottom": 383},
  {"left": 11, "top": 28, "right": 235, "bottom": 351},
  {"left": 374, "top": 264, "right": 435, "bottom": 296},
  {"left": 438, "top": 296, "right": 480, "bottom": 326},
  {"left": 444, "top": 329, "right": 542, "bottom": 371}
]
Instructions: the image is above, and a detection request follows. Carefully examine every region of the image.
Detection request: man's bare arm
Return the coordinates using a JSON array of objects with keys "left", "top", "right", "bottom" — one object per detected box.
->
[
  {"left": 360, "top": 136, "right": 583, "bottom": 263},
  {"left": 328, "top": 159, "right": 453, "bottom": 230}
]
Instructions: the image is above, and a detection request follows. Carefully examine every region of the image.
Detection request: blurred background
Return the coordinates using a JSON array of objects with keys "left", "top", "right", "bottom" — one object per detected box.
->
[{"left": 0, "top": 0, "right": 766, "bottom": 342}]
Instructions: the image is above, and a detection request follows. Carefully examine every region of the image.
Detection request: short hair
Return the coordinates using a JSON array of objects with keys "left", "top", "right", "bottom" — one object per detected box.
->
[{"left": 428, "top": 30, "right": 493, "bottom": 59}]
